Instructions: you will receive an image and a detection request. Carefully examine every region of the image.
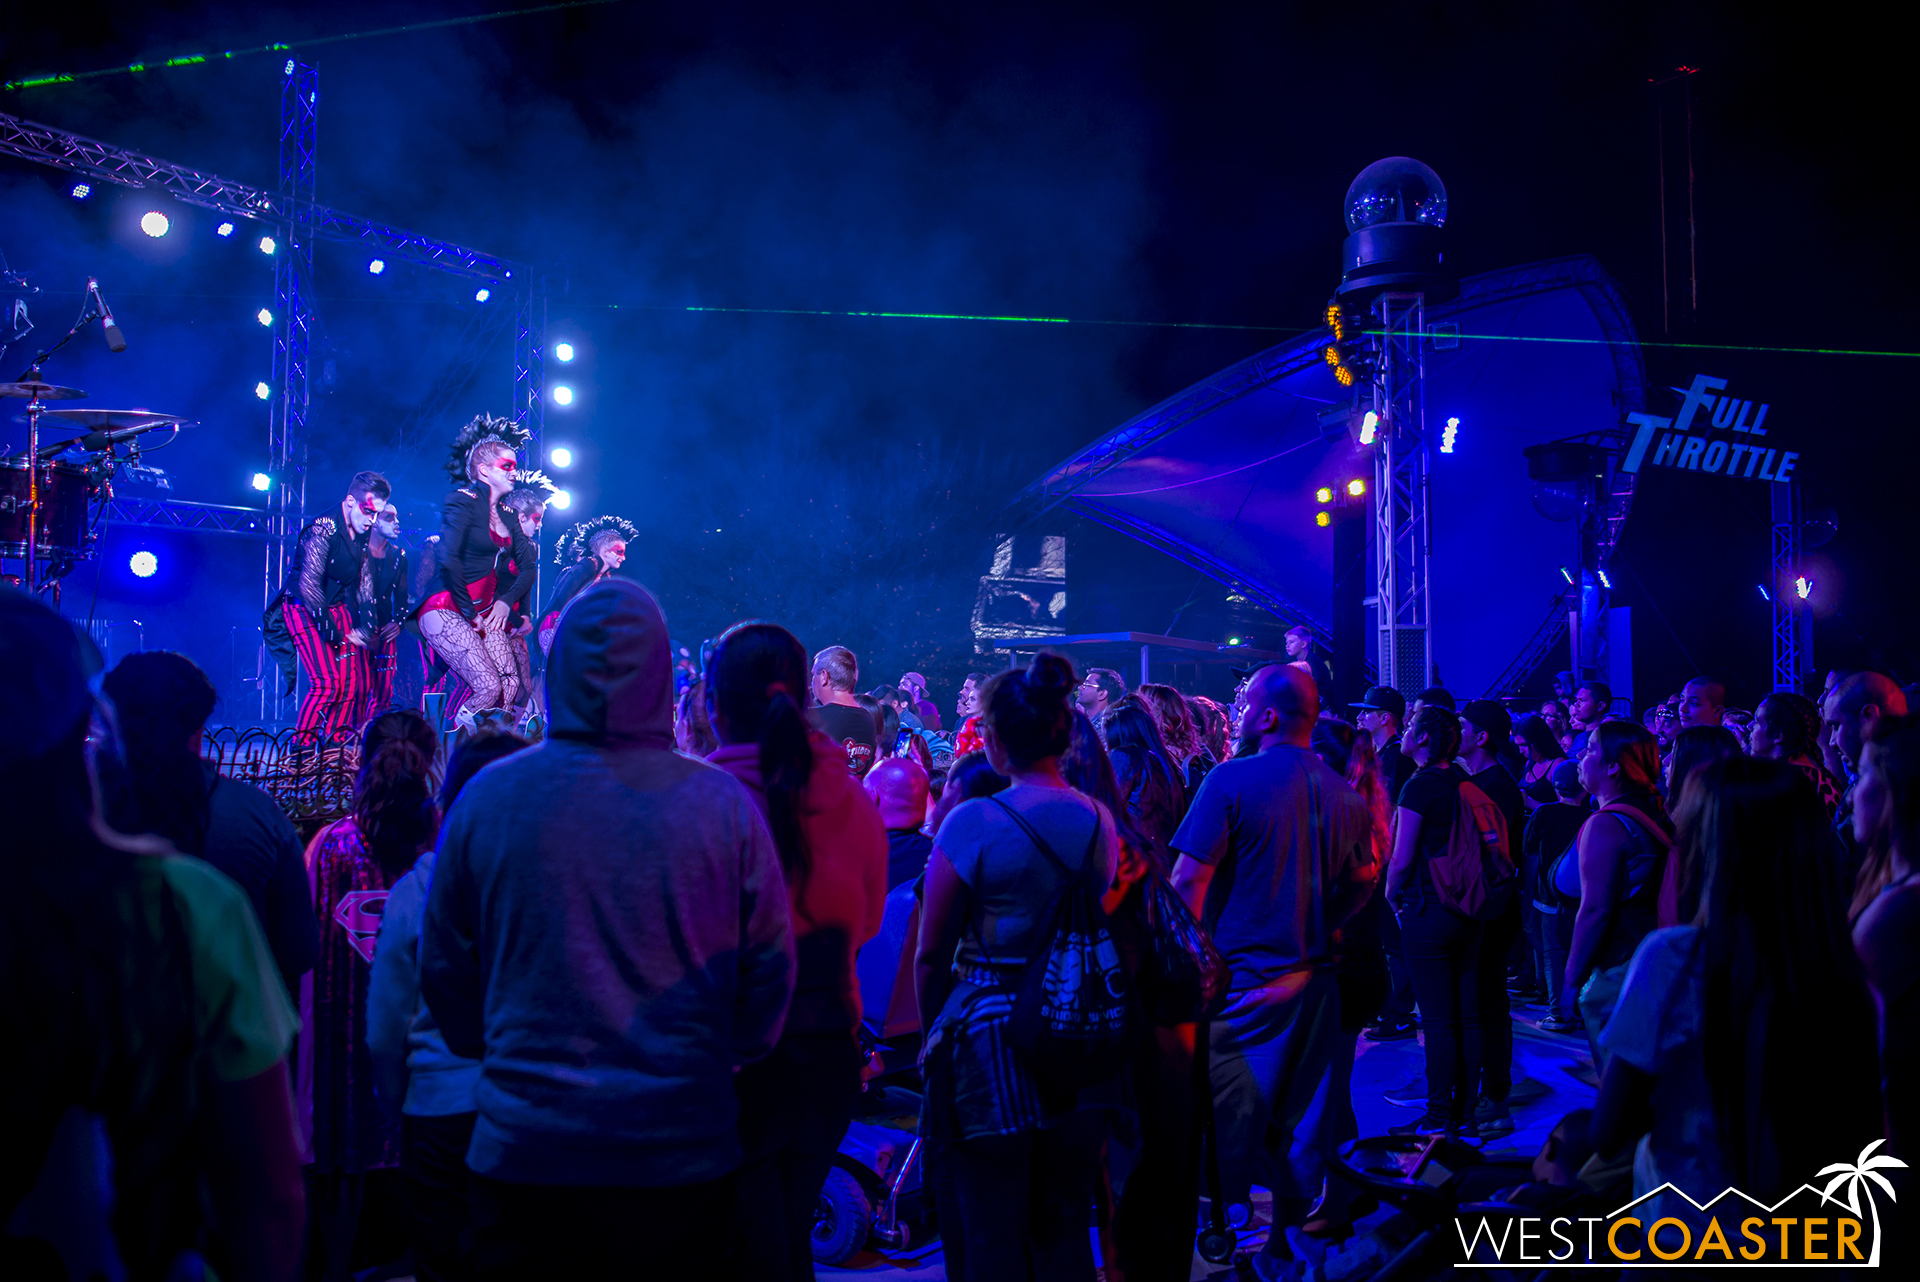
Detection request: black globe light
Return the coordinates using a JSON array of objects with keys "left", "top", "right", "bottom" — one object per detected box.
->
[{"left": 1335, "top": 157, "right": 1458, "bottom": 304}]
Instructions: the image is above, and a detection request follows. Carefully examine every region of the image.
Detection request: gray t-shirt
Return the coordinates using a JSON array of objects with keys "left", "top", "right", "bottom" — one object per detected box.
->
[
  {"left": 1171, "top": 743, "right": 1371, "bottom": 983},
  {"left": 936, "top": 783, "right": 1119, "bottom": 970}
]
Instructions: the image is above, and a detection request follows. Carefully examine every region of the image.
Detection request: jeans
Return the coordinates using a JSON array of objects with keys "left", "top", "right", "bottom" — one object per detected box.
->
[
  {"left": 1208, "top": 968, "right": 1342, "bottom": 1236},
  {"left": 1397, "top": 896, "right": 1484, "bottom": 1122},
  {"left": 948, "top": 1112, "right": 1105, "bottom": 1282},
  {"left": 401, "top": 1112, "right": 476, "bottom": 1282},
  {"left": 1377, "top": 908, "right": 1418, "bottom": 1023},
  {"left": 470, "top": 1171, "right": 733, "bottom": 1279},
  {"left": 1535, "top": 902, "right": 1568, "bottom": 1008},
  {"left": 1476, "top": 899, "right": 1522, "bottom": 1104},
  {"left": 728, "top": 1031, "right": 864, "bottom": 1282}
]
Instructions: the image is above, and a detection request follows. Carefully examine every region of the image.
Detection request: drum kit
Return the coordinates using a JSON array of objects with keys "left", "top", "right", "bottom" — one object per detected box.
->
[{"left": 3, "top": 378, "right": 191, "bottom": 597}]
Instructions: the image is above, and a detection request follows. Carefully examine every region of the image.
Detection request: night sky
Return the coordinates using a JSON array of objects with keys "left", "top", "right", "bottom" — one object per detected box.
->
[{"left": 3, "top": 1, "right": 1913, "bottom": 708}]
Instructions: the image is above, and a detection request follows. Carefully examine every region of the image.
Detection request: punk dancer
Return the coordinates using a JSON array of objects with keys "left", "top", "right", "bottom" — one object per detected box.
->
[
  {"left": 418, "top": 416, "right": 535, "bottom": 728},
  {"left": 497, "top": 471, "right": 555, "bottom": 717},
  {"left": 280, "top": 471, "right": 388, "bottom": 736},
  {"left": 361, "top": 503, "right": 410, "bottom": 722},
  {"left": 537, "top": 514, "right": 637, "bottom": 655}
]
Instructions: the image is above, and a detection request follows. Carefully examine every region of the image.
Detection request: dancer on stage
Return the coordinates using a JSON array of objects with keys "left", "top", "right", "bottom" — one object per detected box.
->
[
  {"left": 498, "top": 471, "right": 556, "bottom": 718},
  {"left": 418, "top": 416, "right": 534, "bottom": 729},
  {"left": 362, "top": 502, "right": 411, "bottom": 723},
  {"left": 537, "top": 514, "right": 637, "bottom": 654},
  {"left": 281, "top": 471, "right": 389, "bottom": 736}
]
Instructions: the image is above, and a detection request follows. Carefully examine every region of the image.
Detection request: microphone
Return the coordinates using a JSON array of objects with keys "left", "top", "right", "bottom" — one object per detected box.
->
[{"left": 88, "top": 277, "right": 127, "bottom": 352}]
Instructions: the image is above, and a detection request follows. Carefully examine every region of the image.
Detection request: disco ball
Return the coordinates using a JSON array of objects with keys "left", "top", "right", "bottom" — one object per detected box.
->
[{"left": 1345, "top": 157, "right": 1448, "bottom": 233}]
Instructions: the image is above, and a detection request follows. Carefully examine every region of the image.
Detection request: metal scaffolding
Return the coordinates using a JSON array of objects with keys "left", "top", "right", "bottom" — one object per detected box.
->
[
  {"left": 1771, "top": 478, "right": 1813, "bottom": 692},
  {"left": 267, "top": 62, "right": 318, "bottom": 715},
  {"left": 1371, "top": 293, "right": 1433, "bottom": 694}
]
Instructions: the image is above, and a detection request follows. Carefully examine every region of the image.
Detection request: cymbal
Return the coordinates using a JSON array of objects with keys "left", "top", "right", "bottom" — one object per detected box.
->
[
  {"left": 0, "top": 381, "right": 87, "bottom": 400},
  {"left": 21, "top": 409, "right": 189, "bottom": 429}
]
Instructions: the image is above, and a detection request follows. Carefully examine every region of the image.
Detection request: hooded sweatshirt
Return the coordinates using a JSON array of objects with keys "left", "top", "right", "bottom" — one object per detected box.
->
[
  {"left": 420, "top": 578, "right": 795, "bottom": 1187},
  {"left": 707, "top": 733, "right": 889, "bottom": 1036}
]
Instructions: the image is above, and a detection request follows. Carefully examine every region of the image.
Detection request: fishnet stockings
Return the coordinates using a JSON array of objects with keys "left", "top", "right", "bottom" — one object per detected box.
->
[{"left": 419, "top": 608, "right": 520, "bottom": 714}]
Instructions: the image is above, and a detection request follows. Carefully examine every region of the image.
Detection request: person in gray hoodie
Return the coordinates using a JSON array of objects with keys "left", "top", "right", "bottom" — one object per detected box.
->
[{"left": 419, "top": 577, "right": 795, "bottom": 1277}]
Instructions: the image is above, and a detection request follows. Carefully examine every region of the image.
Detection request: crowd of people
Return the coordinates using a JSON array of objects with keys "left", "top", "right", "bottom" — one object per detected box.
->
[{"left": 5, "top": 568, "right": 1917, "bottom": 1281}]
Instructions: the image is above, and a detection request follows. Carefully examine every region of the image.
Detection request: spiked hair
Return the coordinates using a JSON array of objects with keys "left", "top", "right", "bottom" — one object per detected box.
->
[
  {"left": 555, "top": 514, "right": 638, "bottom": 567},
  {"left": 502, "top": 469, "right": 558, "bottom": 516},
  {"left": 444, "top": 413, "right": 531, "bottom": 485}
]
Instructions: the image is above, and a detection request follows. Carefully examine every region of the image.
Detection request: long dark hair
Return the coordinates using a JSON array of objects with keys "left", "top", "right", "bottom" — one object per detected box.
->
[
  {"left": 1514, "top": 713, "right": 1565, "bottom": 763},
  {"left": 706, "top": 622, "right": 814, "bottom": 879},
  {"left": 1101, "top": 702, "right": 1181, "bottom": 847},
  {"left": 1681, "top": 756, "right": 1880, "bottom": 1194},
  {"left": 1668, "top": 724, "right": 1741, "bottom": 798},
  {"left": 355, "top": 709, "right": 441, "bottom": 880},
  {"left": 1314, "top": 718, "right": 1391, "bottom": 867},
  {"left": 99, "top": 652, "right": 218, "bottom": 855},
  {"left": 1063, "top": 710, "right": 1155, "bottom": 872}
]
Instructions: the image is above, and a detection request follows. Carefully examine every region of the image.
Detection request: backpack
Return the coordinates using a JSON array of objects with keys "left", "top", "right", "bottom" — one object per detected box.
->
[
  {"left": 1428, "top": 777, "right": 1516, "bottom": 921},
  {"left": 985, "top": 798, "right": 1138, "bottom": 1090}
]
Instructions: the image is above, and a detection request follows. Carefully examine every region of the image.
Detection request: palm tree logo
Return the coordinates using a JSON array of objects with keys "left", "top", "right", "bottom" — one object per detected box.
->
[{"left": 1817, "top": 1139, "right": 1909, "bottom": 1267}]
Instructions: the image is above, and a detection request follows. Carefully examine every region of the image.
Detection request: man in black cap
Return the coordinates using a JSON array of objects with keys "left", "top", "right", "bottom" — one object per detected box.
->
[
  {"left": 1352, "top": 684, "right": 1419, "bottom": 1041},
  {"left": 1412, "top": 686, "right": 1456, "bottom": 718},
  {"left": 1459, "top": 699, "right": 1525, "bottom": 1138}
]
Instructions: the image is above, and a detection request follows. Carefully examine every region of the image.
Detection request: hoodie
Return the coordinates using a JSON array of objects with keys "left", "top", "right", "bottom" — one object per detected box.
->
[
  {"left": 420, "top": 578, "right": 795, "bottom": 1187},
  {"left": 707, "top": 733, "right": 889, "bottom": 1036}
]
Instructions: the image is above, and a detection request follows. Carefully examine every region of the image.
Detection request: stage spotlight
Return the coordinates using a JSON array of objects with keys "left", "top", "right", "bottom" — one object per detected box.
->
[
  {"left": 368, "top": 259, "right": 386, "bottom": 275},
  {"left": 1597, "top": 568, "right": 1613, "bottom": 590},
  {"left": 1315, "top": 486, "right": 1333, "bottom": 504},
  {"left": 551, "top": 386, "right": 575, "bottom": 406},
  {"left": 1757, "top": 584, "right": 1771, "bottom": 601},
  {"left": 216, "top": 222, "right": 235, "bottom": 237},
  {"left": 554, "top": 342, "right": 576, "bottom": 362},
  {"left": 1795, "top": 575, "right": 1813, "bottom": 599},
  {"left": 251, "top": 472, "right": 272, "bottom": 492},
  {"left": 256, "top": 308, "right": 273, "bottom": 327},
  {"left": 254, "top": 382, "right": 271, "bottom": 400},
  {"left": 129, "top": 550, "right": 158, "bottom": 578},
  {"left": 1346, "top": 478, "right": 1366, "bottom": 497},
  {"left": 550, "top": 446, "right": 574, "bottom": 468},
  {"left": 1315, "top": 511, "right": 1331, "bottom": 528},
  {"left": 140, "top": 211, "right": 171, "bottom": 238},
  {"left": 1441, "top": 416, "right": 1459, "bottom": 454},
  {"left": 1359, "top": 411, "right": 1378, "bottom": 445},
  {"left": 1559, "top": 566, "right": 1574, "bottom": 585},
  {"left": 1228, "top": 636, "right": 1243, "bottom": 646},
  {"left": 475, "top": 287, "right": 491, "bottom": 303},
  {"left": 258, "top": 235, "right": 276, "bottom": 255},
  {"left": 551, "top": 489, "right": 573, "bottom": 510},
  {"left": 70, "top": 182, "right": 92, "bottom": 200}
]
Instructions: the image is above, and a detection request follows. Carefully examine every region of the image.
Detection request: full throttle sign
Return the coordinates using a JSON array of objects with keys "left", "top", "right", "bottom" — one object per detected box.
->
[{"left": 1620, "top": 373, "right": 1799, "bottom": 482}]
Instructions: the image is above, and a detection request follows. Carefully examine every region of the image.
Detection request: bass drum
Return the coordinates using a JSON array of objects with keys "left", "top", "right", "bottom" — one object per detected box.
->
[{"left": 0, "top": 460, "right": 95, "bottom": 558}]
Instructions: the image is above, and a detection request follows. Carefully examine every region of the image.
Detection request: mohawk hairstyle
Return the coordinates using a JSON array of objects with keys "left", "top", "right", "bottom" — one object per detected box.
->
[
  {"left": 555, "top": 514, "right": 639, "bottom": 567},
  {"left": 444, "top": 413, "right": 531, "bottom": 485},
  {"left": 502, "top": 469, "right": 559, "bottom": 514}
]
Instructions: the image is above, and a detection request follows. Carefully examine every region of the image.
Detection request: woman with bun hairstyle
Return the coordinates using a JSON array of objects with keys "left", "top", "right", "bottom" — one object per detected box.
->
[
  {"left": 916, "top": 651, "right": 1122, "bottom": 1282},
  {"left": 538, "top": 515, "right": 637, "bottom": 655},
  {"left": 702, "top": 622, "right": 888, "bottom": 1282},
  {"left": 299, "top": 709, "right": 441, "bottom": 1280},
  {"left": 418, "top": 416, "right": 535, "bottom": 728}
]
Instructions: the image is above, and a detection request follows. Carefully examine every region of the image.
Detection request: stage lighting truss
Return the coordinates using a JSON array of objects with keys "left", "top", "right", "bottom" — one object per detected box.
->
[
  {"left": 1322, "top": 300, "right": 1375, "bottom": 389},
  {"left": 1313, "top": 478, "right": 1369, "bottom": 527}
]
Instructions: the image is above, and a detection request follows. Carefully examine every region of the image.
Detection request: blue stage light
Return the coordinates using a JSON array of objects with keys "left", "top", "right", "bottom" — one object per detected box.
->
[
  {"left": 140, "top": 211, "right": 170, "bottom": 238},
  {"left": 129, "top": 550, "right": 157, "bottom": 578},
  {"left": 1559, "top": 566, "right": 1574, "bottom": 585},
  {"left": 258, "top": 235, "right": 276, "bottom": 255},
  {"left": 551, "top": 386, "right": 574, "bottom": 407},
  {"left": 1757, "top": 584, "right": 1771, "bottom": 601},
  {"left": 256, "top": 308, "right": 273, "bottom": 327},
  {"left": 368, "top": 259, "right": 386, "bottom": 275},
  {"left": 284, "top": 58, "right": 296, "bottom": 75},
  {"left": 551, "top": 489, "right": 573, "bottom": 509},
  {"left": 70, "top": 182, "right": 91, "bottom": 200},
  {"left": 1441, "top": 416, "right": 1460, "bottom": 454},
  {"left": 475, "top": 287, "right": 491, "bottom": 303},
  {"left": 554, "top": 342, "right": 575, "bottom": 362},
  {"left": 1359, "top": 411, "right": 1378, "bottom": 445},
  {"left": 550, "top": 446, "right": 574, "bottom": 468},
  {"left": 254, "top": 382, "right": 271, "bottom": 400},
  {"left": 1597, "top": 568, "right": 1612, "bottom": 589},
  {"left": 216, "top": 221, "right": 235, "bottom": 237},
  {"left": 251, "top": 472, "right": 272, "bottom": 492}
]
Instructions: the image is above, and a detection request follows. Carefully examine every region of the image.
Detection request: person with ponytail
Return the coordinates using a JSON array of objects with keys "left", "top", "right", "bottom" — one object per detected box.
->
[
  {"left": 915, "top": 651, "right": 1123, "bottom": 1282},
  {"left": 300, "top": 709, "right": 441, "bottom": 1281},
  {"left": 702, "top": 622, "right": 888, "bottom": 1281},
  {"left": 101, "top": 651, "right": 318, "bottom": 992}
]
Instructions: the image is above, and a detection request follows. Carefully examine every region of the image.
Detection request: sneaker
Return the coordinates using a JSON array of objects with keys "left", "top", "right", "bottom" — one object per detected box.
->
[
  {"left": 1387, "top": 1110, "right": 1451, "bottom": 1137},
  {"left": 1538, "top": 1011, "right": 1584, "bottom": 1035},
  {"left": 1475, "top": 1097, "right": 1515, "bottom": 1138},
  {"left": 1363, "top": 1018, "right": 1419, "bottom": 1042},
  {"left": 1383, "top": 1074, "right": 1427, "bottom": 1107}
]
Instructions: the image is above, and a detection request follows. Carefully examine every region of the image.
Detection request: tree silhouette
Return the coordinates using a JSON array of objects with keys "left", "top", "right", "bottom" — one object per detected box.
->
[{"left": 1817, "top": 1138, "right": 1907, "bottom": 1267}]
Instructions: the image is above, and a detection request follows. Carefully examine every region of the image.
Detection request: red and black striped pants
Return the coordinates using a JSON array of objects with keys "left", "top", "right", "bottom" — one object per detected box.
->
[{"left": 284, "top": 602, "right": 369, "bottom": 736}]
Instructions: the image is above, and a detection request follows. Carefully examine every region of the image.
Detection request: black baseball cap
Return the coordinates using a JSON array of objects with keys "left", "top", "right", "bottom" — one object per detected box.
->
[
  {"left": 1460, "top": 699, "right": 1512, "bottom": 741},
  {"left": 1416, "top": 685, "right": 1457, "bottom": 711},
  {"left": 1350, "top": 686, "right": 1406, "bottom": 720}
]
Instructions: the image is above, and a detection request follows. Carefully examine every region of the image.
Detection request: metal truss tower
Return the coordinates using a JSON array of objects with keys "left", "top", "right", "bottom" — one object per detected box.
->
[
  {"left": 514, "top": 286, "right": 546, "bottom": 453},
  {"left": 269, "top": 63, "right": 317, "bottom": 604},
  {"left": 1771, "top": 478, "right": 1812, "bottom": 692},
  {"left": 1371, "top": 293, "right": 1433, "bottom": 694}
]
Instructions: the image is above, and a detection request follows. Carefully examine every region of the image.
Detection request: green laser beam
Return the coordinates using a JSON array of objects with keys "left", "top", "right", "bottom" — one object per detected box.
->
[{"left": 3, "top": 0, "right": 623, "bottom": 92}]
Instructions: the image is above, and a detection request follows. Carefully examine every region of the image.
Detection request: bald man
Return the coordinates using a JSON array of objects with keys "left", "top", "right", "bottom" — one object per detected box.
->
[
  {"left": 864, "top": 758, "right": 933, "bottom": 890},
  {"left": 1680, "top": 677, "right": 1727, "bottom": 729},
  {"left": 1168, "top": 664, "right": 1375, "bottom": 1257}
]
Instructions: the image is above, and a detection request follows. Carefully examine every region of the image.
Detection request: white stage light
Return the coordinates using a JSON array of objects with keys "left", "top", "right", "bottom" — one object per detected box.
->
[
  {"left": 554, "top": 342, "right": 575, "bottom": 362},
  {"left": 129, "top": 550, "right": 158, "bottom": 578},
  {"left": 551, "top": 386, "right": 574, "bottom": 406},
  {"left": 551, "top": 490, "right": 573, "bottom": 509},
  {"left": 254, "top": 382, "right": 271, "bottom": 400},
  {"left": 258, "top": 235, "right": 277, "bottom": 255},
  {"left": 256, "top": 308, "right": 274, "bottom": 327},
  {"left": 550, "top": 446, "right": 574, "bottom": 468},
  {"left": 252, "top": 472, "right": 272, "bottom": 491},
  {"left": 369, "top": 259, "right": 386, "bottom": 275},
  {"left": 140, "top": 211, "right": 171, "bottom": 238}
]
